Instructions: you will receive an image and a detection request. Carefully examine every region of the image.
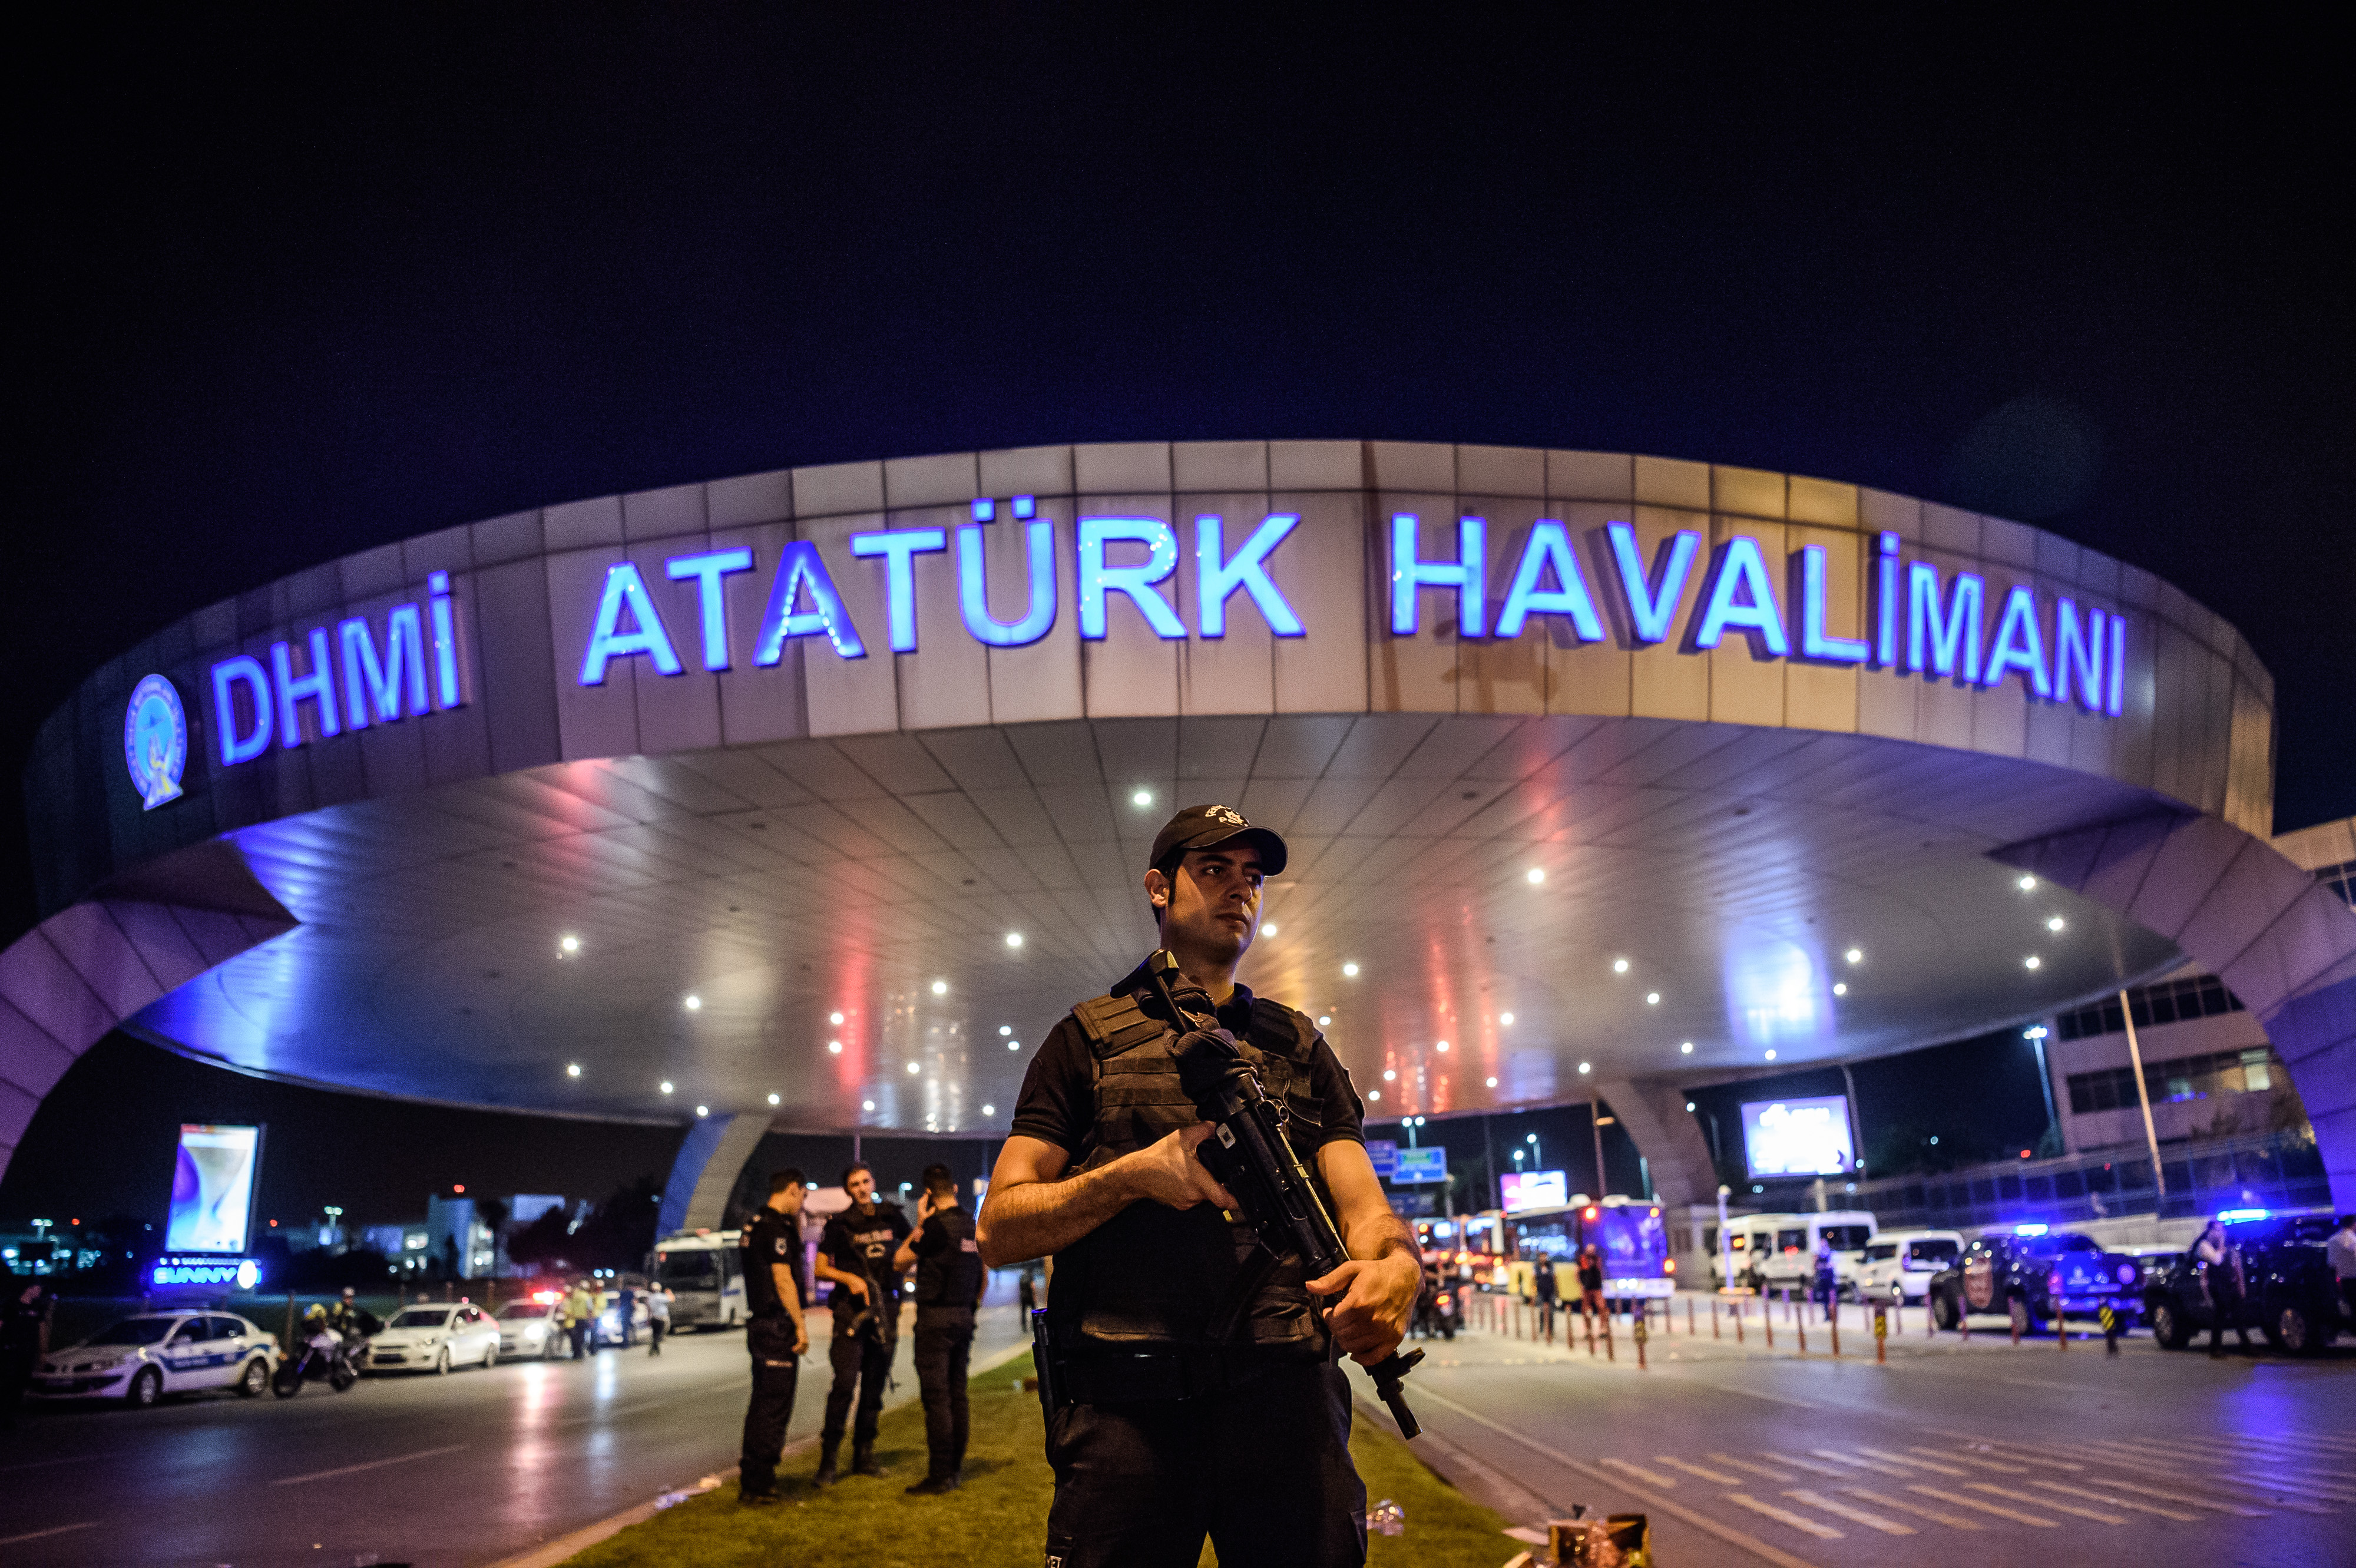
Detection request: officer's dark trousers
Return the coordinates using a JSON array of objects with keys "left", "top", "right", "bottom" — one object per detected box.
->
[
  {"left": 822, "top": 1316, "right": 894, "bottom": 1449},
  {"left": 913, "top": 1306, "right": 975, "bottom": 1478},
  {"left": 1043, "top": 1360, "right": 1366, "bottom": 1568},
  {"left": 739, "top": 1316, "right": 799, "bottom": 1494}
]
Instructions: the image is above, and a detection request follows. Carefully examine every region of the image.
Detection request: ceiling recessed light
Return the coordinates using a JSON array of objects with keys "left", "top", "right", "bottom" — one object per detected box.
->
[
  {"left": 1367, "top": 1090, "right": 1381, "bottom": 1101},
  {"left": 1317, "top": 1015, "right": 1332, "bottom": 1026},
  {"left": 906, "top": 1061, "right": 921, "bottom": 1074},
  {"left": 998, "top": 1024, "right": 1013, "bottom": 1036},
  {"left": 830, "top": 1011, "right": 845, "bottom": 1025},
  {"left": 1613, "top": 958, "right": 1632, "bottom": 975},
  {"left": 931, "top": 979, "right": 948, "bottom": 995},
  {"left": 1006, "top": 932, "right": 1024, "bottom": 948},
  {"left": 1435, "top": 1040, "right": 1450, "bottom": 1052},
  {"left": 566, "top": 1063, "right": 582, "bottom": 1077},
  {"left": 1007, "top": 1040, "right": 1020, "bottom": 1050},
  {"left": 1845, "top": 948, "right": 1863, "bottom": 965},
  {"left": 1526, "top": 867, "right": 1545, "bottom": 885},
  {"left": 2046, "top": 916, "right": 2066, "bottom": 932},
  {"left": 1764, "top": 1050, "right": 1777, "bottom": 1061},
  {"left": 982, "top": 1104, "right": 995, "bottom": 1116},
  {"left": 1342, "top": 962, "right": 1359, "bottom": 978},
  {"left": 660, "top": 1081, "right": 674, "bottom": 1094},
  {"left": 2017, "top": 875, "right": 2037, "bottom": 891},
  {"left": 1499, "top": 1012, "right": 1514, "bottom": 1026},
  {"left": 1832, "top": 982, "right": 1848, "bottom": 996},
  {"left": 767, "top": 1093, "right": 780, "bottom": 1106},
  {"left": 683, "top": 995, "right": 701, "bottom": 1011},
  {"left": 1485, "top": 1076, "right": 1498, "bottom": 1088},
  {"left": 862, "top": 1099, "right": 874, "bottom": 1112},
  {"left": 1383, "top": 1069, "right": 1397, "bottom": 1081},
  {"left": 1132, "top": 789, "right": 1153, "bottom": 808},
  {"left": 695, "top": 1104, "right": 709, "bottom": 1117},
  {"left": 1679, "top": 1041, "right": 1694, "bottom": 1054},
  {"left": 560, "top": 935, "right": 580, "bottom": 954},
  {"left": 1686, "top": 1101, "right": 1697, "bottom": 1113},
  {"left": 828, "top": 1040, "right": 843, "bottom": 1054},
  {"left": 1645, "top": 992, "right": 1660, "bottom": 1005},
  {"left": 1262, "top": 922, "right": 1278, "bottom": 936},
  {"left": 2024, "top": 955, "right": 2042, "bottom": 970},
  {"left": 1577, "top": 1061, "right": 1591, "bottom": 1074}
]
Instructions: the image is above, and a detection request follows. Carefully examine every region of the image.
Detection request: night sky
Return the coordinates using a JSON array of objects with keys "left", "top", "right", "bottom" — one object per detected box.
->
[{"left": 4, "top": 11, "right": 2347, "bottom": 1228}]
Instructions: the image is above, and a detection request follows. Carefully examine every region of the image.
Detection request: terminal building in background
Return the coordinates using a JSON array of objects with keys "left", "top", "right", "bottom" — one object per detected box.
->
[{"left": 3, "top": 440, "right": 2350, "bottom": 1245}]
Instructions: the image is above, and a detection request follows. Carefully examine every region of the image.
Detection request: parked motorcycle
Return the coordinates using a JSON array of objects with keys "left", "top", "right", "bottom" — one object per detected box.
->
[{"left": 272, "top": 1328, "right": 363, "bottom": 1397}]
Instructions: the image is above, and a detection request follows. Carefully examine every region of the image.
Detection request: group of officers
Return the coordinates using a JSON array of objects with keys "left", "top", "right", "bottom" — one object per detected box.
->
[
  {"left": 728, "top": 803, "right": 1420, "bottom": 1566},
  {"left": 736, "top": 1157, "right": 984, "bottom": 1500}
]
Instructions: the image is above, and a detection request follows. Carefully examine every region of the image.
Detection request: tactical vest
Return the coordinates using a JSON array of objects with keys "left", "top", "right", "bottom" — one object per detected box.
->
[{"left": 1050, "top": 977, "right": 1336, "bottom": 1353}]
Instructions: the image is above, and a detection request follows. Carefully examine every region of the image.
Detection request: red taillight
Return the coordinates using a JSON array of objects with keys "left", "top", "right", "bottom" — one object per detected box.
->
[
  {"left": 1665, "top": 1259, "right": 1676, "bottom": 1273},
  {"left": 1437, "top": 1294, "right": 1454, "bottom": 1309}
]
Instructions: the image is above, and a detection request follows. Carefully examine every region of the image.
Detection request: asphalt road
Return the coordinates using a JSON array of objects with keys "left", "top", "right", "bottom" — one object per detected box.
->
[
  {"left": 0, "top": 1306, "right": 1030, "bottom": 1567},
  {"left": 1398, "top": 1293, "right": 2356, "bottom": 1568}
]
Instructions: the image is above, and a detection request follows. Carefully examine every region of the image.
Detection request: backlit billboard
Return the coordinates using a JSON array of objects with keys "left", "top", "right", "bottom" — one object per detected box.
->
[
  {"left": 1500, "top": 1169, "right": 1568, "bottom": 1212},
  {"left": 1739, "top": 1096, "right": 1854, "bottom": 1177},
  {"left": 166, "top": 1123, "right": 263, "bottom": 1253}
]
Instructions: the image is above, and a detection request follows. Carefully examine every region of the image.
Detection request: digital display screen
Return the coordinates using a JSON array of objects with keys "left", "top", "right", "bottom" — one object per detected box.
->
[
  {"left": 166, "top": 1124, "right": 262, "bottom": 1254},
  {"left": 1500, "top": 1169, "right": 1568, "bottom": 1212},
  {"left": 1739, "top": 1096, "right": 1854, "bottom": 1177}
]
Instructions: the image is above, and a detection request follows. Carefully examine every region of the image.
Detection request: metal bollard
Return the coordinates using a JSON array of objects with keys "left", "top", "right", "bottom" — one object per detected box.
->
[
  {"left": 2010, "top": 1306, "right": 2021, "bottom": 1346},
  {"left": 1763, "top": 1299, "right": 1773, "bottom": 1348},
  {"left": 1796, "top": 1314, "right": 1807, "bottom": 1355},
  {"left": 1687, "top": 1296, "right": 1695, "bottom": 1336},
  {"left": 1635, "top": 1315, "right": 1648, "bottom": 1370},
  {"left": 2058, "top": 1308, "right": 2068, "bottom": 1351},
  {"left": 1874, "top": 1304, "right": 1888, "bottom": 1365},
  {"left": 1830, "top": 1307, "right": 1840, "bottom": 1358},
  {"left": 1712, "top": 1297, "right": 1721, "bottom": 1339}
]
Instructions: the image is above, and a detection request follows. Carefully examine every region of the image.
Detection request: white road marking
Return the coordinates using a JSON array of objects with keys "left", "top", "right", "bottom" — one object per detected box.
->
[
  {"left": 1783, "top": 1489, "right": 1915, "bottom": 1536},
  {"left": 1809, "top": 1448, "right": 1911, "bottom": 1478},
  {"left": 2029, "top": 1480, "right": 2200, "bottom": 1521},
  {"left": 1839, "top": 1485, "right": 1984, "bottom": 1530},
  {"left": 1856, "top": 1444, "right": 1965, "bottom": 1476},
  {"left": 2233, "top": 1471, "right": 2356, "bottom": 1504},
  {"left": 1657, "top": 1455, "right": 1744, "bottom": 1484},
  {"left": 1761, "top": 1452, "right": 1858, "bottom": 1479},
  {"left": 1405, "top": 1386, "right": 1828, "bottom": 1568},
  {"left": 1905, "top": 1484, "right": 2058, "bottom": 1526},
  {"left": 1709, "top": 1453, "right": 1799, "bottom": 1483},
  {"left": 1723, "top": 1493, "right": 1844, "bottom": 1540},
  {"left": 1918, "top": 1447, "right": 2028, "bottom": 1474},
  {"left": 0, "top": 1523, "right": 98, "bottom": 1547},
  {"left": 1971, "top": 1482, "right": 2123, "bottom": 1524},
  {"left": 270, "top": 1443, "right": 467, "bottom": 1486},
  {"left": 2072, "top": 1474, "right": 2271, "bottom": 1519},
  {"left": 1600, "top": 1457, "right": 1679, "bottom": 1487}
]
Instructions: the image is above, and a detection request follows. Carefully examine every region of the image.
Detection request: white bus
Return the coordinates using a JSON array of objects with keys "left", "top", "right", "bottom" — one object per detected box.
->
[{"left": 648, "top": 1230, "right": 747, "bottom": 1329}]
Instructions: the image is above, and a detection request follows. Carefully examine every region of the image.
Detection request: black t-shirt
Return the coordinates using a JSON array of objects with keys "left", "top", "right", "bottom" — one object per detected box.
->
[
  {"left": 742, "top": 1208, "right": 805, "bottom": 1318},
  {"left": 912, "top": 1205, "right": 985, "bottom": 1309},
  {"left": 819, "top": 1202, "right": 912, "bottom": 1313},
  {"left": 1010, "top": 975, "right": 1366, "bottom": 1159}
]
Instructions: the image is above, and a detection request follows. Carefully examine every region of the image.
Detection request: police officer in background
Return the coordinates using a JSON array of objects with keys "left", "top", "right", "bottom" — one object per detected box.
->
[
  {"left": 737, "top": 1169, "right": 810, "bottom": 1506},
  {"left": 978, "top": 805, "right": 1422, "bottom": 1568},
  {"left": 894, "top": 1161, "right": 984, "bottom": 1494},
  {"left": 812, "top": 1162, "right": 912, "bottom": 1485}
]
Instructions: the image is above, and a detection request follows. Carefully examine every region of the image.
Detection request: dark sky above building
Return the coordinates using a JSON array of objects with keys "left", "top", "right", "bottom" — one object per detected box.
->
[{"left": 4, "top": 10, "right": 2346, "bottom": 1222}]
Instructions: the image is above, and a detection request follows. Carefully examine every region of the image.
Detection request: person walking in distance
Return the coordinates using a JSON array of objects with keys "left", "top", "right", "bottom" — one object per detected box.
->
[
  {"left": 978, "top": 804, "right": 1422, "bottom": 1568},
  {"left": 565, "top": 1278, "right": 595, "bottom": 1359},
  {"left": 614, "top": 1280, "right": 637, "bottom": 1348},
  {"left": 2193, "top": 1219, "right": 2251, "bottom": 1357},
  {"left": 1531, "top": 1250, "right": 1559, "bottom": 1344},
  {"left": 895, "top": 1162, "right": 985, "bottom": 1494},
  {"left": 1812, "top": 1238, "right": 1839, "bottom": 1324},
  {"left": 1577, "top": 1243, "right": 1606, "bottom": 1328},
  {"left": 812, "top": 1163, "right": 912, "bottom": 1486},
  {"left": 646, "top": 1282, "right": 671, "bottom": 1355},
  {"left": 737, "top": 1169, "right": 811, "bottom": 1506}
]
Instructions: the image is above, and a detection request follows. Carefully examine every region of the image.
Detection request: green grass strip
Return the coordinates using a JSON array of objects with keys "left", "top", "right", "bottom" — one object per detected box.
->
[{"left": 564, "top": 1352, "right": 1513, "bottom": 1567}]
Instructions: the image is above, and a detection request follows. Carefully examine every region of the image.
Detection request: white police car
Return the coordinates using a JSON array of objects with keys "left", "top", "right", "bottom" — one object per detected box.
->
[
  {"left": 365, "top": 1302, "right": 501, "bottom": 1373},
  {"left": 30, "top": 1310, "right": 277, "bottom": 1407}
]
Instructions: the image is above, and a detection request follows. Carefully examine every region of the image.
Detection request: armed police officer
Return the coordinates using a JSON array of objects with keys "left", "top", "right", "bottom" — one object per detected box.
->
[
  {"left": 894, "top": 1161, "right": 985, "bottom": 1494},
  {"left": 812, "top": 1162, "right": 912, "bottom": 1485},
  {"left": 978, "top": 805, "right": 1422, "bottom": 1568},
  {"left": 738, "top": 1168, "right": 810, "bottom": 1506}
]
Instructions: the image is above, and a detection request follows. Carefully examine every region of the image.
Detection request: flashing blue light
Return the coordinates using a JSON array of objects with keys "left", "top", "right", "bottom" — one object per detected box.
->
[
  {"left": 2013, "top": 1223, "right": 2049, "bottom": 1236},
  {"left": 2218, "top": 1208, "right": 2270, "bottom": 1223}
]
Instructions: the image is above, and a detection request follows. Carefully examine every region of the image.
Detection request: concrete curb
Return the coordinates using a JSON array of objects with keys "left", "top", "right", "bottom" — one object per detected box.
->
[{"left": 484, "top": 1337, "right": 1035, "bottom": 1568}]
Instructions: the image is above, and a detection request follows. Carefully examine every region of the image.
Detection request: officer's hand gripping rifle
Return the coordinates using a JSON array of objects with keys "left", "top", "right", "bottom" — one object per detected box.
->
[{"left": 1143, "top": 952, "right": 1425, "bottom": 1438}]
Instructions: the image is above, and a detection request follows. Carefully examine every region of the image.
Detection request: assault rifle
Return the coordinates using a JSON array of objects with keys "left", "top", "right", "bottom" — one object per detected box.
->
[{"left": 1144, "top": 951, "right": 1426, "bottom": 1438}]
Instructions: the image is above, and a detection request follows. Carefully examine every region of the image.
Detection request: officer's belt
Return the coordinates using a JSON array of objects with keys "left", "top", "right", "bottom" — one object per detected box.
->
[{"left": 1052, "top": 1344, "right": 1288, "bottom": 1405}]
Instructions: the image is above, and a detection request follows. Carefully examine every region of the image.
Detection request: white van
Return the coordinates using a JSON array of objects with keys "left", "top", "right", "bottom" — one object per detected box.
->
[
  {"left": 1729, "top": 1212, "right": 1877, "bottom": 1293},
  {"left": 649, "top": 1230, "right": 747, "bottom": 1329},
  {"left": 1851, "top": 1229, "right": 1963, "bottom": 1304}
]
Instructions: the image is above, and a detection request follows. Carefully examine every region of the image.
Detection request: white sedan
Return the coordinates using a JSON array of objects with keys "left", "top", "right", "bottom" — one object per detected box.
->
[
  {"left": 366, "top": 1302, "right": 502, "bottom": 1374},
  {"left": 29, "top": 1311, "right": 277, "bottom": 1407},
  {"left": 495, "top": 1299, "right": 565, "bottom": 1359}
]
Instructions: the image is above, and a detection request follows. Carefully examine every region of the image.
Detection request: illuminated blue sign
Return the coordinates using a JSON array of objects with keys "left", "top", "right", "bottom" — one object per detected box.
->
[
  {"left": 1392, "top": 1146, "right": 1448, "bottom": 1185},
  {"left": 209, "top": 574, "right": 466, "bottom": 770},
  {"left": 150, "top": 1255, "right": 261, "bottom": 1289},
  {"left": 123, "top": 674, "right": 187, "bottom": 810}
]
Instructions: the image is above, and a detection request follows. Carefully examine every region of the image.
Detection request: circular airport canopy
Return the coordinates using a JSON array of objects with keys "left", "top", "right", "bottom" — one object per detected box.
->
[{"left": 16, "top": 439, "right": 2350, "bottom": 1212}]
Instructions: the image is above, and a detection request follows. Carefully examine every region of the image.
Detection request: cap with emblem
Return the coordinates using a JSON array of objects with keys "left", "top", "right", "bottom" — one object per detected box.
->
[{"left": 1149, "top": 803, "right": 1288, "bottom": 877}]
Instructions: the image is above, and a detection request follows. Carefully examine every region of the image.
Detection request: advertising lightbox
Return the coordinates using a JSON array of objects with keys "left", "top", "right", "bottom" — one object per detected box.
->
[
  {"left": 166, "top": 1124, "right": 263, "bottom": 1253},
  {"left": 1500, "top": 1169, "right": 1568, "bottom": 1212},
  {"left": 1739, "top": 1096, "right": 1854, "bottom": 1177}
]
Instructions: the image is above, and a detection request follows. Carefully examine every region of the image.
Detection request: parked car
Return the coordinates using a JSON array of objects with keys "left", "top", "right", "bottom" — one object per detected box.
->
[
  {"left": 2142, "top": 1212, "right": 2347, "bottom": 1354},
  {"left": 494, "top": 1299, "right": 565, "bottom": 1359},
  {"left": 1852, "top": 1229, "right": 1963, "bottom": 1304},
  {"left": 367, "top": 1302, "right": 502, "bottom": 1373},
  {"left": 28, "top": 1311, "right": 277, "bottom": 1407},
  {"left": 1927, "top": 1225, "right": 2142, "bottom": 1335}
]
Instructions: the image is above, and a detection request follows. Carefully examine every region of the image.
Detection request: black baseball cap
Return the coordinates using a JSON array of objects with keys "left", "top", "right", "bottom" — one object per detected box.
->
[{"left": 1149, "top": 803, "right": 1288, "bottom": 877}]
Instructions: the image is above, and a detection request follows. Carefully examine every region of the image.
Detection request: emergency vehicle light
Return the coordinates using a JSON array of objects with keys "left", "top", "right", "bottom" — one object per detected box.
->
[
  {"left": 2013, "top": 1223, "right": 2049, "bottom": 1236},
  {"left": 2218, "top": 1208, "right": 2269, "bottom": 1222}
]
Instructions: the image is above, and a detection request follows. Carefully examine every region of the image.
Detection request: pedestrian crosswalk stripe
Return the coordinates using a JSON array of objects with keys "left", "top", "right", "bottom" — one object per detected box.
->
[
  {"left": 1905, "top": 1484, "right": 2058, "bottom": 1526},
  {"left": 2059, "top": 1473, "right": 2270, "bottom": 1519},
  {"left": 1857, "top": 1444, "right": 1965, "bottom": 1476},
  {"left": 1968, "top": 1438, "right": 2086, "bottom": 1470},
  {"left": 1655, "top": 1456, "right": 1742, "bottom": 1484},
  {"left": 2234, "top": 1471, "right": 2356, "bottom": 1505},
  {"left": 1918, "top": 1446, "right": 2027, "bottom": 1474},
  {"left": 1839, "top": 1485, "right": 1984, "bottom": 1530},
  {"left": 1762, "top": 1452, "right": 1856, "bottom": 1479},
  {"left": 1723, "top": 1493, "right": 1845, "bottom": 1540},
  {"left": 1970, "top": 1483, "right": 2122, "bottom": 1524},
  {"left": 1597, "top": 1457, "right": 1677, "bottom": 1488},
  {"left": 1708, "top": 1453, "right": 1798, "bottom": 1483},
  {"left": 1808, "top": 1448, "right": 1910, "bottom": 1478},
  {"left": 1783, "top": 1488, "right": 1914, "bottom": 1536},
  {"left": 2028, "top": 1480, "right": 2199, "bottom": 1522}
]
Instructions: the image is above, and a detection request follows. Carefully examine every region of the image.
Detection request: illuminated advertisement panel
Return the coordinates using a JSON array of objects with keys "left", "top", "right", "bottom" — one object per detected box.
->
[
  {"left": 166, "top": 1124, "right": 263, "bottom": 1254},
  {"left": 1500, "top": 1169, "right": 1568, "bottom": 1212},
  {"left": 1739, "top": 1096, "right": 1854, "bottom": 1177}
]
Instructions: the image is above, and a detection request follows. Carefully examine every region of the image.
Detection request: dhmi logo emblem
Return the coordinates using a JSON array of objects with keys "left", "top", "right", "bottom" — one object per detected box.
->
[{"left": 123, "top": 673, "right": 188, "bottom": 810}]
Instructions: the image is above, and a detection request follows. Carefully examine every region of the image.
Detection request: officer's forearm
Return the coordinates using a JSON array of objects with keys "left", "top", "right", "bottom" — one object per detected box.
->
[
  {"left": 770, "top": 1265, "right": 804, "bottom": 1331},
  {"left": 1345, "top": 1206, "right": 1417, "bottom": 1267},
  {"left": 978, "top": 1155, "right": 1154, "bottom": 1268}
]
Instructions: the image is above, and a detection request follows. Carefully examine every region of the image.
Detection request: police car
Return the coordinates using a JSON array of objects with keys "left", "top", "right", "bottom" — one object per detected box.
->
[
  {"left": 2142, "top": 1210, "right": 2347, "bottom": 1354},
  {"left": 29, "top": 1310, "right": 278, "bottom": 1407},
  {"left": 1927, "top": 1224, "right": 2142, "bottom": 1335}
]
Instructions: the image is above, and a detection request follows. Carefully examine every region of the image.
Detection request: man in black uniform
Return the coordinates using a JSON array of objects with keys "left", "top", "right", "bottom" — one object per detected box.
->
[
  {"left": 894, "top": 1161, "right": 985, "bottom": 1494},
  {"left": 812, "top": 1162, "right": 911, "bottom": 1485},
  {"left": 978, "top": 805, "right": 1422, "bottom": 1568},
  {"left": 737, "top": 1168, "right": 810, "bottom": 1505}
]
